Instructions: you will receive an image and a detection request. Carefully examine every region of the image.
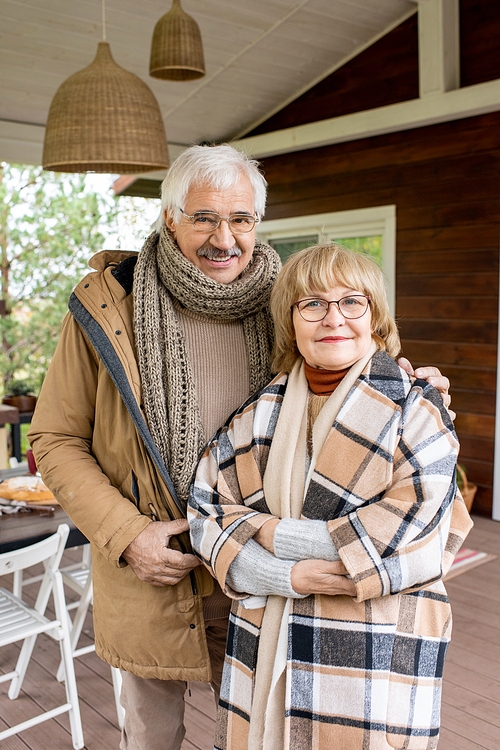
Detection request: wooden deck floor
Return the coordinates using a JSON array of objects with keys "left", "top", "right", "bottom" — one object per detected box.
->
[{"left": 0, "top": 514, "right": 498, "bottom": 750}]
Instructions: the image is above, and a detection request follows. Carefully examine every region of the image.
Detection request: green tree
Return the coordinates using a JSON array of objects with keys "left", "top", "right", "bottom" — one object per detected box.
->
[
  {"left": 336, "top": 235, "right": 383, "bottom": 267},
  {"left": 0, "top": 163, "right": 118, "bottom": 394}
]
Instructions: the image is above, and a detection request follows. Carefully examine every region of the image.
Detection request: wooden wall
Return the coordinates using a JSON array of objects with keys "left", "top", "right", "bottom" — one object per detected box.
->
[{"left": 257, "top": 0, "right": 500, "bottom": 517}]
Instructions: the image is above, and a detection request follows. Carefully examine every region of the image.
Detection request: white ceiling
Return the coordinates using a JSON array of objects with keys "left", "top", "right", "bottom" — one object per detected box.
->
[{"left": 0, "top": 0, "right": 417, "bottom": 167}]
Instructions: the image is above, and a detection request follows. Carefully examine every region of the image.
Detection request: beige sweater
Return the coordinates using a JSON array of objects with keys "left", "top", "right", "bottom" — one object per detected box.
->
[
  {"left": 177, "top": 303, "right": 250, "bottom": 620},
  {"left": 177, "top": 303, "right": 250, "bottom": 443}
]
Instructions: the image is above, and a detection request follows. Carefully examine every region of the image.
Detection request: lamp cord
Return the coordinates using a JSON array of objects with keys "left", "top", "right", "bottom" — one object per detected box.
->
[{"left": 102, "top": 0, "right": 107, "bottom": 41}]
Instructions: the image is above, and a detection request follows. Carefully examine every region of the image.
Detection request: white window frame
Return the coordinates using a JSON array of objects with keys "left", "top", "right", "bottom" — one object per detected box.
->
[{"left": 257, "top": 205, "right": 396, "bottom": 315}]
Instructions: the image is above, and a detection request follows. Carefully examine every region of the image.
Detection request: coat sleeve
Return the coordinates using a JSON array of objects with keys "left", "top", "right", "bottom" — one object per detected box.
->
[
  {"left": 28, "top": 313, "right": 150, "bottom": 566},
  {"left": 328, "top": 383, "right": 473, "bottom": 602},
  {"left": 188, "top": 403, "right": 285, "bottom": 596},
  {"left": 189, "top": 428, "right": 337, "bottom": 599}
]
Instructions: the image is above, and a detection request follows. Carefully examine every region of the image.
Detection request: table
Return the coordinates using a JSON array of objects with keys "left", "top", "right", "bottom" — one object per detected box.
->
[
  {"left": 0, "top": 404, "right": 19, "bottom": 427},
  {"left": 0, "top": 506, "right": 88, "bottom": 554}
]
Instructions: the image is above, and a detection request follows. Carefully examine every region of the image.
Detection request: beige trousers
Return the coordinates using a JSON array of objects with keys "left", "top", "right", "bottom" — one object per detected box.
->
[{"left": 119, "top": 617, "right": 228, "bottom": 750}]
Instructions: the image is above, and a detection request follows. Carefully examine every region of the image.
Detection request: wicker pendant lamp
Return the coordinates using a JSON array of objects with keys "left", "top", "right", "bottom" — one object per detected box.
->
[
  {"left": 149, "top": 0, "right": 205, "bottom": 81},
  {"left": 43, "top": 2, "right": 169, "bottom": 173}
]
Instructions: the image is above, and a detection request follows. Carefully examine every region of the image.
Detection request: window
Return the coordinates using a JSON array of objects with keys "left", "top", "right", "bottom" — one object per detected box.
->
[
  {"left": 257, "top": 205, "right": 396, "bottom": 314},
  {"left": 268, "top": 235, "right": 319, "bottom": 263}
]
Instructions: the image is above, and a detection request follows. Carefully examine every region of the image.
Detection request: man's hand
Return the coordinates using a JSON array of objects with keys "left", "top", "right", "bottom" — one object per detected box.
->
[
  {"left": 122, "top": 519, "right": 201, "bottom": 587},
  {"left": 291, "top": 559, "right": 356, "bottom": 597},
  {"left": 398, "top": 357, "right": 453, "bottom": 412}
]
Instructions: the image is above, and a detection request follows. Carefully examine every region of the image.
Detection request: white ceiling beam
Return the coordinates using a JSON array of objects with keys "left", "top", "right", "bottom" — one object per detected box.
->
[
  {"left": 417, "top": 0, "right": 460, "bottom": 97},
  {"left": 232, "top": 77, "right": 500, "bottom": 159}
]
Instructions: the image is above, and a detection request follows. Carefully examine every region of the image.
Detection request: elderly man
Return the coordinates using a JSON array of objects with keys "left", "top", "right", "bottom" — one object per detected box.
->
[{"left": 28, "top": 144, "right": 450, "bottom": 750}]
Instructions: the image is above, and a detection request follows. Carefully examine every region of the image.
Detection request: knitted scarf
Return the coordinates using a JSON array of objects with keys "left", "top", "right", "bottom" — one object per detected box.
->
[{"left": 133, "top": 227, "right": 281, "bottom": 506}]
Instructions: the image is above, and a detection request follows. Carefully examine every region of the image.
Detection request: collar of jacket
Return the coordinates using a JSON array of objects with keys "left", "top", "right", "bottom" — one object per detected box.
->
[{"left": 87, "top": 249, "right": 138, "bottom": 295}]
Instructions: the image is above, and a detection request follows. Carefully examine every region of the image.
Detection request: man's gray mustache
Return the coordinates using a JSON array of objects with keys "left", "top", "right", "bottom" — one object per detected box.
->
[{"left": 197, "top": 246, "right": 242, "bottom": 259}]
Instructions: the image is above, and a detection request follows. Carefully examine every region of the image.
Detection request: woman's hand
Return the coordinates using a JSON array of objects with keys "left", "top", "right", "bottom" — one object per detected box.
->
[
  {"left": 254, "top": 517, "right": 280, "bottom": 553},
  {"left": 291, "top": 559, "right": 356, "bottom": 597}
]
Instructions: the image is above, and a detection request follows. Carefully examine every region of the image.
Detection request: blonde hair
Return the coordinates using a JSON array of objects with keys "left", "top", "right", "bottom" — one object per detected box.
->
[{"left": 270, "top": 242, "right": 400, "bottom": 373}]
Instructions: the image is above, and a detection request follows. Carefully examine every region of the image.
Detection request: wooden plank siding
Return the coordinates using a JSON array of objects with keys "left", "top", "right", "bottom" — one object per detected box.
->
[{"left": 256, "top": 0, "right": 500, "bottom": 518}]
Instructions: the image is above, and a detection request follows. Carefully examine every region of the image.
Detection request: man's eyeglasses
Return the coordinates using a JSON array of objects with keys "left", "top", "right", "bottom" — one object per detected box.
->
[
  {"left": 179, "top": 208, "right": 259, "bottom": 234},
  {"left": 295, "top": 295, "right": 371, "bottom": 321}
]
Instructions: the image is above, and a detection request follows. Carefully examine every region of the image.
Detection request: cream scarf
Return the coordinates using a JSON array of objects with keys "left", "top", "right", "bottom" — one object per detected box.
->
[
  {"left": 133, "top": 227, "right": 281, "bottom": 506},
  {"left": 248, "top": 340, "right": 378, "bottom": 750}
]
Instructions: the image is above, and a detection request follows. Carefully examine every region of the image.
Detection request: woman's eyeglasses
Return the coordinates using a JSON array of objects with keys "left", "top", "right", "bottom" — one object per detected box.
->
[{"left": 295, "top": 295, "right": 371, "bottom": 321}]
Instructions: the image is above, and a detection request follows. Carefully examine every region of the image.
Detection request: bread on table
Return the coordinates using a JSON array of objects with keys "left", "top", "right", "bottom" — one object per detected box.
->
[{"left": 0, "top": 476, "right": 57, "bottom": 504}]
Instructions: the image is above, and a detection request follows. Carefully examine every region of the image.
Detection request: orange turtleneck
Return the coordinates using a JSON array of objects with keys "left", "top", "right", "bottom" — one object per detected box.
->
[{"left": 304, "top": 361, "right": 350, "bottom": 396}]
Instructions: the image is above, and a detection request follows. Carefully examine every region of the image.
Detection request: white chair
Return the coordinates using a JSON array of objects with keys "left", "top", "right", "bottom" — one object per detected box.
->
[
  {"left": 0, "top": 523, "right": 84, "bottom": 749},
  {"left": 57, "top": 557, "right": 125, "bottom": 729},
  {"left": 59, "top": 558, "right": 95, "bottom": 667},
  {"left": 13, "top": 544, "right": 91, "bottom": 600}
]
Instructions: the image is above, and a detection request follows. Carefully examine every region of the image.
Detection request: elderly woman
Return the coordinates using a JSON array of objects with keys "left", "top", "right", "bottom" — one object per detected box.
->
[{"left": 188, "top": 243, "right": 472, "bottom": 750}]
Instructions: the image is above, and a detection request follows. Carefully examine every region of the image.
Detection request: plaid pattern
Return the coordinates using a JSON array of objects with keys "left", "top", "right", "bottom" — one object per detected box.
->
[{"left": 188, "top": 351, "right": 472, "bottom": 750}]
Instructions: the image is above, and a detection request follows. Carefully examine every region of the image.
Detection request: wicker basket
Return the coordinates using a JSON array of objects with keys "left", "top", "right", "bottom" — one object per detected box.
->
[
  {"left": 43, "top": 42, "right": 169, "bottom": 173},
  {"left": 457, "top": 464, "right": 477, "bottom": 513},
  {"left": 149, "top": 0, "right": 205, "bottom": 80}
]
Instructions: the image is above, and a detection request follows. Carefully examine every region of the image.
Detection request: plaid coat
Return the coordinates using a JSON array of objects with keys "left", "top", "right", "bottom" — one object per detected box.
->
[{"left": 188, "top": 351, "right": 472, "bottom": 750}]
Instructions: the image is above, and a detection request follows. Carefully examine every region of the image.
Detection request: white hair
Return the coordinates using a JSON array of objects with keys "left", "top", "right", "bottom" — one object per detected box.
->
[{"left": 153, "top": 143, "right": 268, "bottom": 234}]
